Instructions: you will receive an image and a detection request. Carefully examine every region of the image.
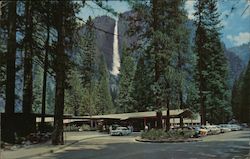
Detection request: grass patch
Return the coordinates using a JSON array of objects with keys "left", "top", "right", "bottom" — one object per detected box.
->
[{"left": 141, "top": 129, "right": 195, "bottom": 140}]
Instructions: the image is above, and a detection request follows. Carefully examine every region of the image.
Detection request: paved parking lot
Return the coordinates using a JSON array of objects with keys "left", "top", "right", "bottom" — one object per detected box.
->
[{"left": 26, "top": 129, "right": 250, "bottom": 159}]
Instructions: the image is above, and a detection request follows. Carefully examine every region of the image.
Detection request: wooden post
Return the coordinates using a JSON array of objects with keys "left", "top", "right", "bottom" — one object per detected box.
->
[
  {"left": 180, "top": 116, "right": 184, "bottom": 128},
  {"left": 144, "top": 117, "right": 147, "bottom": 127}
]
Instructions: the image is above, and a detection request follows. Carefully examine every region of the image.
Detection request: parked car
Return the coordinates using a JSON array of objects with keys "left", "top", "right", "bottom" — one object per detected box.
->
[
  {"left": 110, "top": 127, "right": 131, "bottom": 136},
  {"left": 241, "top": 123, "right": 248, "bottom": 128},
  {"left": 218, "top": 124, "right": 231, "bottom": 133},
  {"left": 194, "top": 126, "right": 208, "bottom": 137},
  {"left": 203, "top": 125, "right": 221, "bottom": 135},
  {"left": 229, "top": 124, "right": 242, "bottom": 131},
  {"left": 172, "top": 126, "right": 194, "bottom": 130}
]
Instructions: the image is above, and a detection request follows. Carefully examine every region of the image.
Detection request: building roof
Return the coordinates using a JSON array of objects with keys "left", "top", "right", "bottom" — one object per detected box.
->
[
  {"left": 81, "top": 109, "right": 194, "bottom": 120},
  {"left": 36, "top": 109, "right": 197, "bottom": 123}
]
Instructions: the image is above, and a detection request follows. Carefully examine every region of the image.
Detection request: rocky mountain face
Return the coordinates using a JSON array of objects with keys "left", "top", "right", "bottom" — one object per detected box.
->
[
  {"left": 91, "top": 13, "right": 247, "bottom": 90},
  {"left": 90, "top": 12, "right": 138, "bottom": 71},
  {"left": 92, "top": 16, "right": 116, "bottom": 71},
  {"left": 225, "top": 49, "right": 245, "bottom": 87},
  {"left": 228, "top": 42, "right": 250, "bottom": 67},
  {"left": 90, "top": 12, "right": 145, "bottom": 100}
]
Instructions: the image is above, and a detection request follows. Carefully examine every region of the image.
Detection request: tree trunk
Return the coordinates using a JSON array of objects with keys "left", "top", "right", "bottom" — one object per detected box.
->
[
  {"left": 179, "top": 91, "right": 183, "bottom": 109},
  {"left": 41, "top": 9, "right": 50, "bottom": 132},
  {"left": 195, "top": 1, "right": 206, "bottom": 126},
  {"left": 198, "top": 50, "right": 206, "bottom": 125},
  {"left": 22, "top": 0, "right": 33, "bottom": 114},
  {"left": 5, "top": 1, "right": 17, "bottom": 114},
  {"left": 152, "top": 0, "right": 163, "bottom": 129},
  {"left": 165, "top": 99, "right": 170, "bottom": 131},
  {"left": 156, "top": 111, "right": 163, "bottom": 129},
  {"left": 52, "top": 1, "right": 65, "bottom": 145}
]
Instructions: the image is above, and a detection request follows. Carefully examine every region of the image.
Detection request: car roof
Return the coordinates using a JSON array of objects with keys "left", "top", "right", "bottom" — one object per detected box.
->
[{"left": 117, "top": 127, "right": 127, "bottom": 129}]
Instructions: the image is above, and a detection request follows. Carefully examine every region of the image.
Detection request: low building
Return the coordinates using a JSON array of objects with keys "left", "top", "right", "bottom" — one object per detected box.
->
[
  {"left": 36, "top": 109, "right": 201, "bottom": 132},
  {"left": 81, "top": 109, "right": 200, "bottom": 131}
]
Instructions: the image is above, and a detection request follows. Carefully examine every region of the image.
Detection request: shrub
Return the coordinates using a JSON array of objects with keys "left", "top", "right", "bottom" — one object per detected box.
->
[
  {"left": 64, "top": 124, "right": 79, "bottom": 132},
  {"left": 79, "top": 124, "right": 91, "bottom": 131},
  {"left": 141, "top": 129, "right": 195, "bottom": 140}
]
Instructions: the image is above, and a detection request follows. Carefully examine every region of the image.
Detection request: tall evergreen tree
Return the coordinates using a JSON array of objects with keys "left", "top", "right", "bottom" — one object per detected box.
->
[
  {"left": 5, "top": 1, "right": 17, "bottom": 114},
  {"left": 132, "top": 56, "right": 154, "bottom": 112},
  {"left": 39, "top": 0, "right": 53, "bottom": 131},
  {"left": 231, "top": 74, "right": 243, "bottom": 121},
  {"left": 116, "top": 44, "right": 136, "bottom": 113},
  {"left": 52, "top": 0, "right": 81, "bottom": 145},
  {"left": 96, "top": 55, "right": 114, "bottom": 114},
  {"left": 65, "top": 17, "right": 98, "bottom": 116},
  {"left": 65, "top": 68, "right": 84, "bottom": 116},
  {"left": 22, "top": 0, "right": 34, "bottom": 114},
  {"left": 79, "top": 17, "right": 96, "bottom": 89},
  {"left": 194, "top": 0, "right": 231, "bottom": 124},
  {"left": 240, "top": 60, "right": 250, "bottom": 123},
  {"left": 129, "top": 0, "right": 191, "bottom": 130}
]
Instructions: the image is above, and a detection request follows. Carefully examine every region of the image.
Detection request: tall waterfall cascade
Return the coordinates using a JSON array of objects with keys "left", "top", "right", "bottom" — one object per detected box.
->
[{"left": 111, "top": 19, "right": 120, "bottom": 76}]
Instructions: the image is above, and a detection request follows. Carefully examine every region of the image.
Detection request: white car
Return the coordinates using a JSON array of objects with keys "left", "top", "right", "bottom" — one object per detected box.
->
[
  {"left": 218, "top": 124, "right": 231, "bottom": 133},
  {"left": 203, "top": 125, "right": 221, "bottom": 135},
  {"left": 110, "top": 127, "right": 131, "bottom": 136},
  {"left": 229, "top": 124, "right": 242, "bottom": 131}
]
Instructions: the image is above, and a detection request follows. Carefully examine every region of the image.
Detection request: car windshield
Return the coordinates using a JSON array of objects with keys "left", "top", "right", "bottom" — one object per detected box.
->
[{"left": 117, "top": 127, "right": 126, "bottom": 130}]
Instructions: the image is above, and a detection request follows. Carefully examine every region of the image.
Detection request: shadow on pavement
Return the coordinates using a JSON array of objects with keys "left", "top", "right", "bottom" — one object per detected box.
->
[{"left": 31, "top": 138, "right": 250, "bottom": 159}]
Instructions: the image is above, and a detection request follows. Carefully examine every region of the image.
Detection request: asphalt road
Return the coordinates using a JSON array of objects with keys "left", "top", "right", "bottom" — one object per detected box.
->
[{"left": 30, "top": 130, "right": 250, "bottom": 159}]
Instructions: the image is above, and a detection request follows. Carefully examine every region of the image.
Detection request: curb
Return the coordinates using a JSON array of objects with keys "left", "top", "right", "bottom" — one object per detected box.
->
[
  {"left": 135, "top": 137, "right": 202, "bottom": 143},
  {"left": 17, "top": 135, "right": 108, "bottom": 159}
]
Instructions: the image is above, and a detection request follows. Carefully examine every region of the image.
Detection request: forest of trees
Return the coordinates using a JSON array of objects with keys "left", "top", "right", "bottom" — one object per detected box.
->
[
  {"left": 231, "top": 61, "right": 250, "bottom": 123},
  {"left": 0, "top": 0, "right": 249, "bottom": 145}
]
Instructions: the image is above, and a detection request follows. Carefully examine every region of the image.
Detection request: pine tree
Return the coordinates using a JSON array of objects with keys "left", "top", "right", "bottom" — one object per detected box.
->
[
  {"left": 116, "top": 44, "right": 136, "bottom": 113},
  {"left": 52, "top": 0, "right": 81, "bottom": 145},
  {"left": 95, "top": 55, "right": 114, "bottom": 114},
  {"left": 22, "top": 0, "right": 35, "bottom": 114},
  {"left": 194, "top": 0, "right": 231, "bottom": 124},
  {"left": 65, "top": 68, "right": 84, "bottom": 116},
  {"left": 79, "top": 17, "right": 96, "bottom": 88},
  {"left": 129, "top": 0, "right": 192, "bottom": 130},
  {"left": 132, "top": 57, "right": 154, "bottom": 112},
  {"left": 240, "top": 60, "right": 250, "bottom": 123},
  {"left": 39, "top": 0, "right": 53, "bottom": 131},
  {"left": 66, "top": 16, "right": 99, "bottom": 116},
  {"left": 231, "top": 74, "right": 243, "bottom": 121},
  {"left": 5, "top": 1, "right": 17, "bottom": 114}
]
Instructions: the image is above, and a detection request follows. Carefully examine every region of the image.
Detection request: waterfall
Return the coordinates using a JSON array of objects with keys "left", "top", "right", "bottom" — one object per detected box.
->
[{"left": 111, "top": 19, "right": 120, "bottom": 76}]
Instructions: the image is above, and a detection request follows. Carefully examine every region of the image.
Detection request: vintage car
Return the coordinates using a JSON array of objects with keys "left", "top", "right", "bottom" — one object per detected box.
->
[{"left": 110, "top": 127, "right": 131, "bottom": 136}]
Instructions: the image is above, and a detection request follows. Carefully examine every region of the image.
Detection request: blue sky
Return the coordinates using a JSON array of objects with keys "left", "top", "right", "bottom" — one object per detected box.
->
[
  {"left": 78, "top": 0, "right": 250, "bottom": 48},
  {"left": 185, "top": 0, "right": 250, "bottom": 48}
]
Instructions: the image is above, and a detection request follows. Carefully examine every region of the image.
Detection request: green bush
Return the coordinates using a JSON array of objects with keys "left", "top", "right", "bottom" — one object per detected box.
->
[
  {"left": 141, "top": 129, "right": 195, "bottom": 140},
  {"left": 79, "top": 124, "right": 91, "bottom": 131},
  {"left": 64, "top": 124, "right": 79, "bottom": 132}
]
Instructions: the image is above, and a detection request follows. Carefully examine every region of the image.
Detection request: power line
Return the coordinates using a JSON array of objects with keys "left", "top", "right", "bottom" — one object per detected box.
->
[
  {"left": 241, "top": 4, "right": 250, "bottom": 17},
  {"left": 76, "top": 16, "right": 121, "bottom": 37}
]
